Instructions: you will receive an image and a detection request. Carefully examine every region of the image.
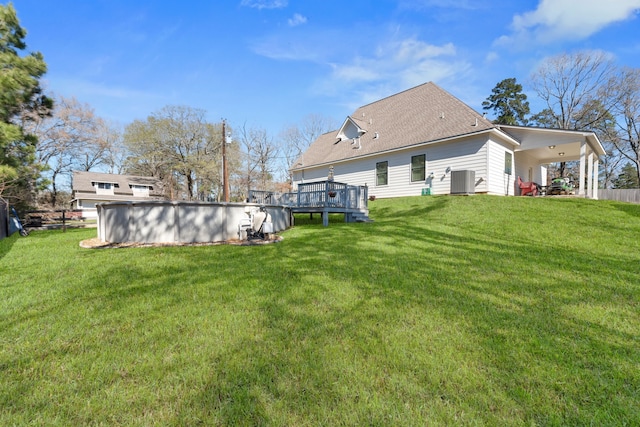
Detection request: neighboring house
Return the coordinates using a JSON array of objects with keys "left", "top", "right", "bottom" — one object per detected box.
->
[
  {"left": 292, "top": 82, "right": 604, "bottom": 199},
  {"left": 72, "top": 171, "right": 165, "bottom": 218}
]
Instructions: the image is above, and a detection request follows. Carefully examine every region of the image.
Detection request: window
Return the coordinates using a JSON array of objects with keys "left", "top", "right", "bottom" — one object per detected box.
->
[
  {"left": 130, "top": 184, "right": 151, "bottom": 191},
  {"left": 504, "top": 152, "right": 513, "bottom": 175},
  {"left": 376, "top": 161, "right": 388, "bottom": 186},
  {"left": 130, "top": 184, "right": 150, "bottom": 196},
  {"left": 94, "top": 181, "right": 117, "bottom": 194},
  {"left": 411, "top": 154, "right": 426, "bottom": 182}
]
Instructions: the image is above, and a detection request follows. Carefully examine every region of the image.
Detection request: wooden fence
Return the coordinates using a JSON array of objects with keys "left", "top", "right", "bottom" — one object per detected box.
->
[
  {"left": 598, "top": 189, "right": 640, "bottom": 204},
  {"left": 23, "top": 209, "right": 94, "bottom": 230}
]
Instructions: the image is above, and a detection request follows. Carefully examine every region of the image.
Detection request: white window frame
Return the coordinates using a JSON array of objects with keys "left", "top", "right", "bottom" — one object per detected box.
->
[
  {"left": 411, "top": 154, "right": 426, "bottom": 183},
  {"left": 376, "top": 161, "right": 388, "bottom": 186}
]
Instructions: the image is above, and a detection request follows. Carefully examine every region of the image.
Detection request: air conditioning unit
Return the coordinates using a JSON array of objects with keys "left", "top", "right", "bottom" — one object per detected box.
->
[{"left": 450, "top": 170, "right": 475, "bottom": 195}]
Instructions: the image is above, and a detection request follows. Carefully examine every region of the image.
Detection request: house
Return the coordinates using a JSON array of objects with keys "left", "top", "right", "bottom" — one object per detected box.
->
[
  {"left": 71, "top": 171, "right": 165, "bottom": 218},
  {"left": 292, "top": 82, "right": 604, "bottom": 198}
]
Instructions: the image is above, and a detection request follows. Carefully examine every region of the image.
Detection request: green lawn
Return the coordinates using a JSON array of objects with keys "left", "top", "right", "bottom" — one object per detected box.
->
[{"left": 1, "top": 195, "right": 638, "bottom": 426}]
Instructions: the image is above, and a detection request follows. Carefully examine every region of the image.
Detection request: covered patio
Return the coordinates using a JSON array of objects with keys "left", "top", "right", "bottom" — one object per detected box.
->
[{"left": 500, "top": 125, "right": 606, "bottom": 199}]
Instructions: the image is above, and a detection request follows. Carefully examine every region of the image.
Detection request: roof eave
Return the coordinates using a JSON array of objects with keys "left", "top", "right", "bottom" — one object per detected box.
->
[
  {"left": 292, "top": 129, "right": 507, "bottom": 171},
  {"left": 498, "top": 124, "right": 606, "bottom": 157}
]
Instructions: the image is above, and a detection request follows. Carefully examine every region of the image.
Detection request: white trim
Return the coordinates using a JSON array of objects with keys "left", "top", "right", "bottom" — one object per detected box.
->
[
  {"left": 593, "top": 160, "right": 599, "bottom": 200},
  {"left": 336, "top": 116, "right": 367, "bottom": 142},
  {"left": 587, "top": 152, "right": 597, "bottom": 198},
  {"left": 499, "top": 125, "right": 605, "bottom": 157},
  {"left": 292, "top": 128, "right": 517, "bottom": 172},
  {"left": 579, "top": 141, "right": 587, "bottom": 196}
]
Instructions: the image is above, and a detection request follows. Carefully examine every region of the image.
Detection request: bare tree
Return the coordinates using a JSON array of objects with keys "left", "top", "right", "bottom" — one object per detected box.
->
[
  {"left": 237, "top": 123, "right": 279, "bottom": 198},
  {"left": 123, "top": 106, "right": 226, "bottom": 201},
  {"left": 252, "top": 127, "right": 278, "bottom": 191},
  {"left": 123, "top": 118, "right": 172, "bottom": 182},
  {"left": 530, "top": 51, "right": 619, "bottom": 180},
  {"left": 530, "top": 51, "right": 617, "bottom": 130},
  {"left": 607, "top": 67, "right": 640, "bottom": 185},
  {"left": 24, "top": 95, "right": 108, "bottom": 207},
  {"left": 278, "top": 113, "right": 336, "bottom": 184},
  {"left": 237, "top": 124, "right": 257, "bottom": 198},
  {"left": 156, "top": 106, "right": 209, "bottom": 200},
  {"left": 101, "top": 121, "right": 127, "bottom": 174}
]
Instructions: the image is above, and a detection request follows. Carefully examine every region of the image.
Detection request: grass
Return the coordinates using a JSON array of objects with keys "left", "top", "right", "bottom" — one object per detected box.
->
[{"left": 1, "top": 195, "right": 639, "bottom": 426}]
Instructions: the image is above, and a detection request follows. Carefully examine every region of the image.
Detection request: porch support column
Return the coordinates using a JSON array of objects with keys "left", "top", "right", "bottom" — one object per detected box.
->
[
  {"left": 578, "top": 141, "right": 587, "bottom": 196},
  {"left": 593, "top": 159, "right": 599, "bottom": 200},
  {"left": 539, "top": 164, "right": 548, "bottom": 186},
  {"left": 587, "top": 152, "right": 594, "bottom": 198}
]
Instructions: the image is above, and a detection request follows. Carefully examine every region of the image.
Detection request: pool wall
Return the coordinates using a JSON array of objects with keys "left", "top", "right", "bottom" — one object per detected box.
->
[{"left": 97, "top": 201, "right": 291, "bottom": 244}]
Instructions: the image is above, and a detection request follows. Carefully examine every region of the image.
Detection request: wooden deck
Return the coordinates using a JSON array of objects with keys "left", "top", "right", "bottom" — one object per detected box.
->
[{"left": 249, "top": 181, "right": 371, "bottom": 226}]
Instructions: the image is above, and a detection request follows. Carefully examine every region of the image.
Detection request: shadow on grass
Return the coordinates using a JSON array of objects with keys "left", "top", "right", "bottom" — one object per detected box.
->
[
  {"left": 612, "top": 201, "right": 640, "bottom": 219},
  {"left": 160, "top": 217, "right": 639, "bottom": 424},
  {"left": 2, "top": 201, "right": 638, "bottom": 425},
  {"left": 0, "top": 233, "right": 17, "bottom": 261}
]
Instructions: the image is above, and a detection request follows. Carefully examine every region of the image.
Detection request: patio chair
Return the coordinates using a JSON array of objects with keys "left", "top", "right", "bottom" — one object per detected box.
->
[{"left": 517, "top": 176, "right": 538, "bottom": 196}]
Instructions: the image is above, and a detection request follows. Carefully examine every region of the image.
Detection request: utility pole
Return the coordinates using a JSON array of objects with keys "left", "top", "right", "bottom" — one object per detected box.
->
[{"left": 222, "top": 120, "right": 230, "bottom": 202}]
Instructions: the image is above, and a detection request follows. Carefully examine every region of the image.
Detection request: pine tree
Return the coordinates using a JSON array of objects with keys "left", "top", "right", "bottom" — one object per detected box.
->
[
  {"left": 482, "top": 78, "right": 530, "bottom": 125},
  {"left": 612, "top": 163, "right": 640, "bottom": 189},
  {"left": 0, "top": 3, "right": 52, "bottom": 206}
]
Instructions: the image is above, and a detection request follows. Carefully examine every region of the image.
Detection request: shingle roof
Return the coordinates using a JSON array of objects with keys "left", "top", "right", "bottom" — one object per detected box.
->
[
  {"left": 293, "top": 82, "right": 496, "bottom": 169},
  {"left": 72, "top": 171, "right": 164, "bottom": 197}
]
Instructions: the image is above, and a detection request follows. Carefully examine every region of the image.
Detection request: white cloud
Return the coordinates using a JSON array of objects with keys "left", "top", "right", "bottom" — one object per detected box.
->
[
  {"left": 251, "top": 36, "right": 321, "bottom": 62},
  {"left": 497, "top": 0, "right": 640, "bottom": 46},
  {"left": 250, "top": 28, "right": 349, "bottom": 62},
  {"left": 329, "top": 38, "right": 458, "bottom": 86},
  {"left": 398, "top": 0, "right": 480, "bottom": 10},
  {"left": 484, "top": 51, "right": 499, "bottom": 63},
  {"left": 251, "top": 28, "right": 472, "bottom": 108},
  {"left": 54, "top": 79, "right": 162, "bottom": 101},
  {"left": 315, "top": 37, "right": 470, "bottom": 106},
  {"left": 288, "top": 13, "right": 307, "bottom": 27},
  {"left": 47, "top": 77, "right": 173, "bottom": 123},
  {"left": 240, "top": 0, "right": 288, "bottom": 10}
]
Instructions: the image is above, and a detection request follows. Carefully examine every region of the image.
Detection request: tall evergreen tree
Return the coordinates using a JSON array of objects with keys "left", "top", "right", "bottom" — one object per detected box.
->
[
  {"left": 0, "top": 3, "right": 52, "bottom": 205},
  {"left": 482, "top": 78, "right": 530, "bottom": 125},
  {"left": 612, "top": 162, "right": 640, "bottom": 189}
]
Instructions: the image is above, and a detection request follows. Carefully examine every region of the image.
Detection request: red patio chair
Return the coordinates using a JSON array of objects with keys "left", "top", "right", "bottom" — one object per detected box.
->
[{"left": 517, "top": 176, "right": 538, "bottom": 196}]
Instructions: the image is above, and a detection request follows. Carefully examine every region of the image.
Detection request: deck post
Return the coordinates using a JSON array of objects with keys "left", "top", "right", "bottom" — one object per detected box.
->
[
  {"left": 363, "top": 185, "right": 368, "bottom": 206},
  {"left": 346, "top": 186, "right": 351, "bottom": 209}
]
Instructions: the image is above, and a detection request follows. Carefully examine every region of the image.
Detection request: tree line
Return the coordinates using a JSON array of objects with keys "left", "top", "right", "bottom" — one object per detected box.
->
[{"left": 2, "top": 4, "right": 640, "bottom": 211}]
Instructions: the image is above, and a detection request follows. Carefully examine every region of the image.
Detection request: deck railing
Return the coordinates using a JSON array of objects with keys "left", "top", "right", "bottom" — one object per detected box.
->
[{"left": 249, "top": 180, "right": 368, "bottom": 211}]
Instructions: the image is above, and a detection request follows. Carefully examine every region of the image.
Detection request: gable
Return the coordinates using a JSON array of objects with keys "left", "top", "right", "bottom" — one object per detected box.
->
[{"left": 336, "top": 116, "right": 367, "bottom": 141}]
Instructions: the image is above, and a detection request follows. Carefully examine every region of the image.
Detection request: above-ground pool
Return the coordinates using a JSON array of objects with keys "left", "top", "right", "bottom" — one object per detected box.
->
[{"left": 97, "top": 201, "right": 291, "bottom": 244}]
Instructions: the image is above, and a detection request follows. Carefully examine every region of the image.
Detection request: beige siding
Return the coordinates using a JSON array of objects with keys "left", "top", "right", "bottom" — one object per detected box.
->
[
  {"left": 294, "top": 135, "right": 491, "bottom": 198},
  {"left": 515, "top": 151, "right": 545, "bottom": 184},
  {"left": 292, "top": 167, "right": 329, "bottom": 185},
  {"left": 422, "top": 136, "right": 488, "bottom": 196},
  {"left": 486, "top": 139, "right": 515, "bottom": 196}
]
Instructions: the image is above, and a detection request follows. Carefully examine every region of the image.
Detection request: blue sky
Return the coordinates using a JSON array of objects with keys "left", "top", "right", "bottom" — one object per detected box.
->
[{"left": 9, "top": 0, "right": 640, "bottom": 137}]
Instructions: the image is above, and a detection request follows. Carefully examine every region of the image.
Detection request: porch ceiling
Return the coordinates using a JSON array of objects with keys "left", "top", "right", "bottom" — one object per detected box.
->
[
  {"left": 501, "top": 125, "right": 605, "bottom": 164},
  {"left": 516, "top": 141, "right": 584, "bottom": 163}
]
